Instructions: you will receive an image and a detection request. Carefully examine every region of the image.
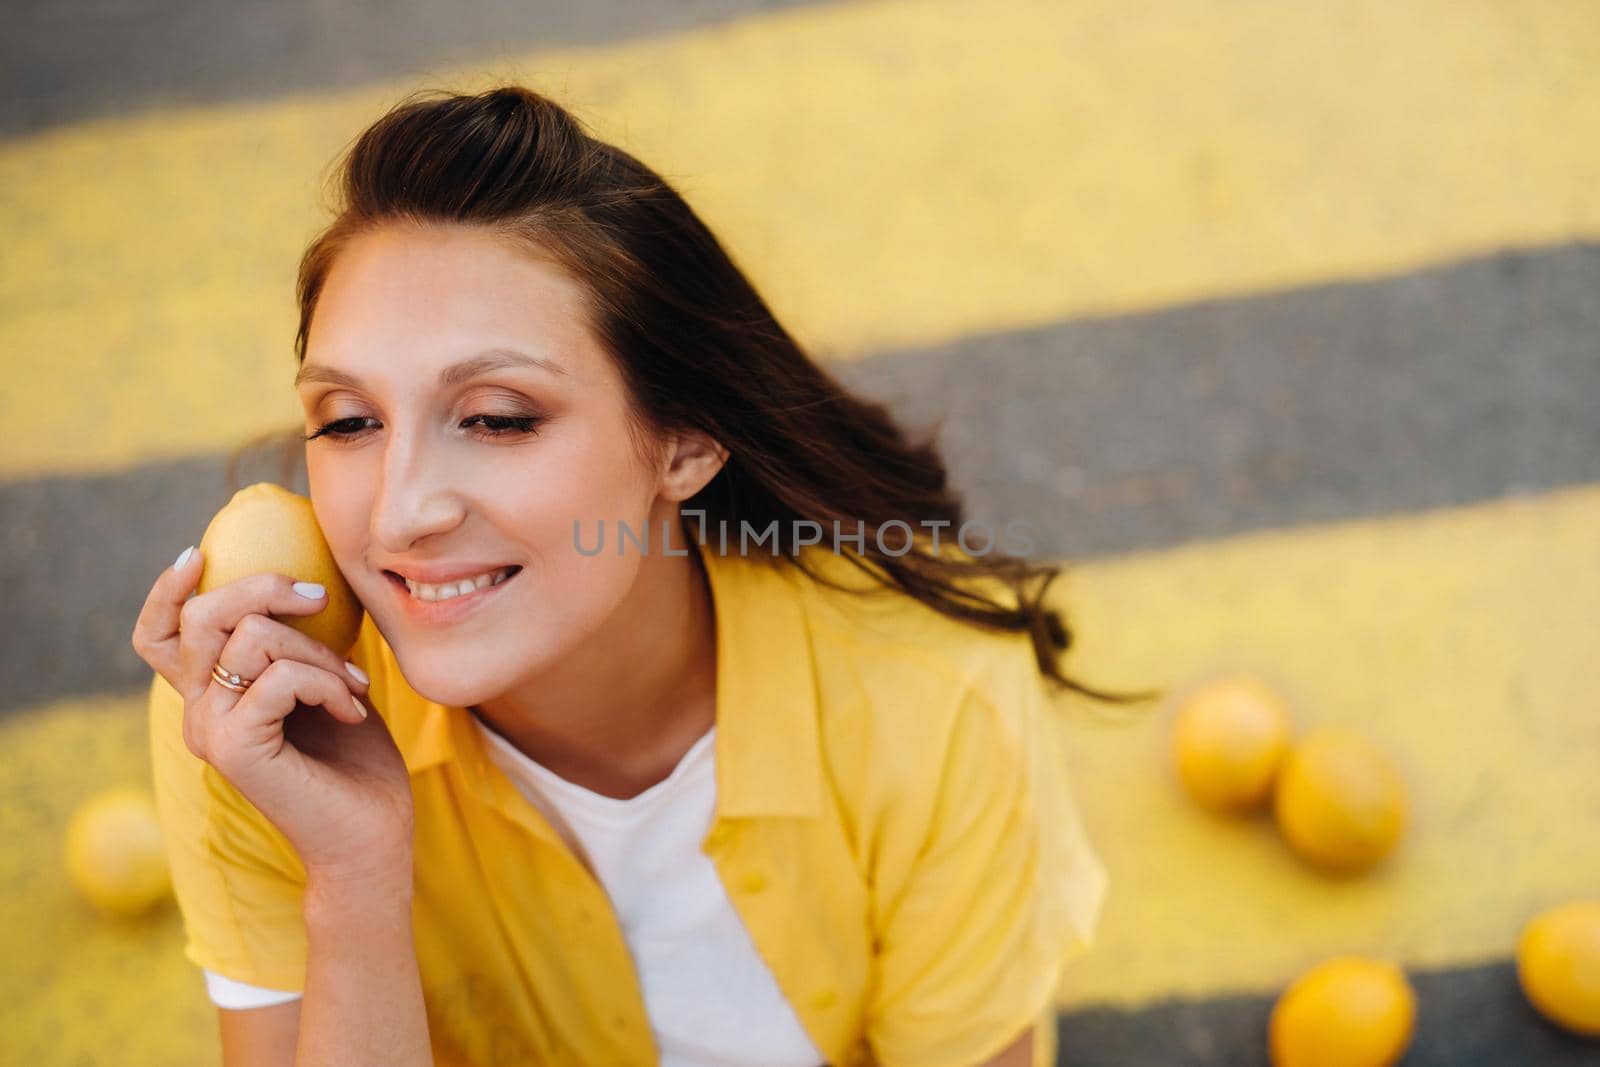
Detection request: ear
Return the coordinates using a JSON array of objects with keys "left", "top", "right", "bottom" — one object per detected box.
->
[{"left": 657, "top": 429, "right": 729, "bottom": 503}]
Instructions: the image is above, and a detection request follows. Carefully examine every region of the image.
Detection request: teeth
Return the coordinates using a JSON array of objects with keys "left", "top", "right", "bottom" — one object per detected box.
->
[{"left": 404, "top": 567, "right": 513, "bottom": 602}]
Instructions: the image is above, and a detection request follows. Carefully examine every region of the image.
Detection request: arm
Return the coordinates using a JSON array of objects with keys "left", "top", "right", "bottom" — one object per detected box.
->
[
  {"left": 860, "top": 1025, "right": 1034, "bottom": 1067},
  {"left": 973, "top": 1026, "right": 1033, "bottom": 1067},
  {"left": 294, "top": 871, "right": 430, "bottom": 1066},
  {"left": 212, "top": 870, "right": 429, "bottom": 1067},
  {"left": 134, "top": 557, "right": 429, "bottom": 1064},
  {"left": 219, "top": 1002, "right": 300, "bottom": 1066},
  {"left": 864, "top": 659, "right": 1105, "bottom": 1067}
]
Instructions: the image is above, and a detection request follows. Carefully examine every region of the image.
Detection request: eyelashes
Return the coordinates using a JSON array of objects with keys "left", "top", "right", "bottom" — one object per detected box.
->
[
  {"left": 300, "top": 417, "right": 372, "bottom": 442},
  {"left": 301, "top": 414, "right": 543, "bottom": 443}
]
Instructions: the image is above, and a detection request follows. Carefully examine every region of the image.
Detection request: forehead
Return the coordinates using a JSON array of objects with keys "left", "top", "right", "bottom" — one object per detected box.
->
[{"left": 303, "top": 224, "right": 599, "bottom": 386}]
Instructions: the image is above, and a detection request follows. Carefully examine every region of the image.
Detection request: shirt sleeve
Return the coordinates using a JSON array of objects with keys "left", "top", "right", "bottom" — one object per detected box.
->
[
  {"left": 146, "top": 671, "right": 310, "bottom": 993},
  {"left": 864, "top": 658, "right": 1108, "bottom": 1067},
  {"left": 202, "top": 968, "right": 303, "bottom": 1009}
]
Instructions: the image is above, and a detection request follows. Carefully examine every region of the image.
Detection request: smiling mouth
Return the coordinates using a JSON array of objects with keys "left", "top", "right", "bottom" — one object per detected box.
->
[{"left": 384, "top": 565, "right": 523, "bottom": 602}]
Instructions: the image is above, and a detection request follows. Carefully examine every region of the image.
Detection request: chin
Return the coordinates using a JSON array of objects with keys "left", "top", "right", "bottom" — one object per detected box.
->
[
  {"left": 385, "top": 641, "right": 518, "bottom": 710},
  {"left": 406, "top": 670, "right": 505, "bottom": 711}
]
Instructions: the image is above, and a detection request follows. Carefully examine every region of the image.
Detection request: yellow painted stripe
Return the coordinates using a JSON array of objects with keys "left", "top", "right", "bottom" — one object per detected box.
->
[
  {"left": 1046, "top": 481, "right": 1600, "bottom": 1006},
  {"left": 3, "top": 486, "right": 1596, "bottom": 1043},
  {"left": 0, "top": 696, "right": 213, "bottom": 1065},
  {"left": 4, "top": 0, "right": 1600, "bottom": 480}
]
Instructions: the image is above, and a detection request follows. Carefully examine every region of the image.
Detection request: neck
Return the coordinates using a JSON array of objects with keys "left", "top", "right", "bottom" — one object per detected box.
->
[{"left": 470, "top": 513, "right": 718, "bottom": 800}]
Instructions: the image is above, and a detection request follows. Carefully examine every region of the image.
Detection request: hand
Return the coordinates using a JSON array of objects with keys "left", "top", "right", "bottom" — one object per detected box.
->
[{"left": 132, "top": 546, "right": 414, "bottom": 885}]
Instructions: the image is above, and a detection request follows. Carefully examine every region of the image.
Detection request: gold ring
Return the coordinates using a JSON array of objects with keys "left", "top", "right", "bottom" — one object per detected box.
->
[{"left": 211, "top": 662, "right": 253, "bottom": 693}]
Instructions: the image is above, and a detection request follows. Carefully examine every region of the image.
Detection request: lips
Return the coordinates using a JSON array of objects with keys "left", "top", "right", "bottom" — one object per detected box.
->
[
  {"left": 383, "top": 564, "right": 523, "bottom": 610},
  {"left": 387, "top": 565, "right": 520, "bottom": 602}
]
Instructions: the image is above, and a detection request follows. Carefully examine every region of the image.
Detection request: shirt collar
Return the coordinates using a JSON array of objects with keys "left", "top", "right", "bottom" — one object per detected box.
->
[
  {"left": 382, "top": 536, "right": 824, "bottom": 819},
  {"left": 697, "top": 536, "right": 824, "bottom": 818}
]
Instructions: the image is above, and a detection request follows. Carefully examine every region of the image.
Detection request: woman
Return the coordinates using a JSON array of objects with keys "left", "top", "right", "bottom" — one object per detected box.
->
[{"left": 132, "top": 85, "right": 1152, "bottom": 1067}]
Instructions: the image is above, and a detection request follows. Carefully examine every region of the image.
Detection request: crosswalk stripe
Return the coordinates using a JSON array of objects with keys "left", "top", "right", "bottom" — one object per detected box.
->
[
  {"left": 1049, "top": 482, "right": 1600, "bottom": 1004},
  {"left": 4, "top": 0, "right": 1599, "bottom": 480},
  {"left": 5, "top": 483, "right": 1595, "bottom": 1020}
]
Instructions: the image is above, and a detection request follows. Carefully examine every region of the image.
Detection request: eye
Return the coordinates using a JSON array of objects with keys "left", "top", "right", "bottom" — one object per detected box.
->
[
  {"left": 463, "top": 414, "right": 543, "bottom": 440},
  {"left": 301, "top": 417, "right": 376, "bottom": 442},
  {"left": 301, "top": 414, "right": 543, "bottom": 443}
]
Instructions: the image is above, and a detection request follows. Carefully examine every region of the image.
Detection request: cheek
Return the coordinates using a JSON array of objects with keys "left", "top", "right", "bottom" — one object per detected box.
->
[
  {"left": 306, "top": 459, "right": 371, "bottom": 562},
  {"left": 526, "top": 429, "right": 659, "bottom": 528}
]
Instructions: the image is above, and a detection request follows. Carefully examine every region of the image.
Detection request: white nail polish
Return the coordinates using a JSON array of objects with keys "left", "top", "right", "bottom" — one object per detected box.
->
[
  {"left": 293, "top": 581, "right": 326, "bottom": 599},
  {"left": 173, "top": 546, "right": 195, "bottom": 570},
  {"left": 345, "top": 661, "right": 369, "bottom": 685}
]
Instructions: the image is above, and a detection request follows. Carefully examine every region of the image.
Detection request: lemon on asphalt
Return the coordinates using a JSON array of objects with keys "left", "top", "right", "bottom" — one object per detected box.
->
[
  {"left": 1170, "top": 673, "right": 1294, "bottom": 814},
  {"left": 1517, "top": 900, "right": 1600, "bottom": 1036},
  {"left": 1273, "top": 727, "right": 1407, "bottom": 875},
  {"left": 197, "top": 482, "right": 364, "bottom": 657},
  {"left": 1269, "top": 956, "right": 1416, "bottom": 1067},
  {"left": 64, "top": 787, "right": 172, "bottom": 918}
]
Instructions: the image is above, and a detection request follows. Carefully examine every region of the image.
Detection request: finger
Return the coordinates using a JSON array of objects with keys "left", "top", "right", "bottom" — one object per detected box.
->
[
  {"left": 235, "top": 659, "right": 367, "bottom": 733},
  {"left": 214, "top": 612, "right": 371, "bottom": 703},
  {"left": 203, "top": 660, "right": 366, "bottom": 784},
  {"left": 176, "top": 571, "right": 336, "bottom": 702},
  {"left": 130, "top": 544, "right": 206, "bottom": 680}
]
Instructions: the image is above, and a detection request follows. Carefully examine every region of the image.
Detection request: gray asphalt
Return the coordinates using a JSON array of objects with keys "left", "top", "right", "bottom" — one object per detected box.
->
[
  {"left": 6, "top": 243, "right": 1595, "bottom": 717},
  {"left": 1055, "top": 962, "right": 1599, "bottom": 1066},
  {"left": 838, "top": 242, "right": 1600, "bottom": 560},
  {"left": 0, "top": 0, "right": 820, "bottom": 138}
]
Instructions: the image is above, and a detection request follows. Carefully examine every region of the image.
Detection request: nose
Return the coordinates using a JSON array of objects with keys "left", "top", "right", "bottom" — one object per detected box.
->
[{"left": 369, "top": 429, "right": 466, "bottom": 553}]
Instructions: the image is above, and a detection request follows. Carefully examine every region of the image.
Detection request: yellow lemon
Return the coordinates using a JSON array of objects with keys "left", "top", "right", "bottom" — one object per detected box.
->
[
  {"left": 1273, "top": 727, "right": 1406, "bottom": 875},
  {"left": 64, "top": 787, "right": 172, "bottom": 918},
  {"left": 1269, "top": 956, "right": 1416, "bottom": 1067},
  {"left": 198, "top": 482, "right": 363, "bottom": 656},
  {"left": 1170, "top": 674, "right": 1294, "bottom": 814},
  {"left": 1517, "top": 900, "right": 1600, "bottom": 1036}
]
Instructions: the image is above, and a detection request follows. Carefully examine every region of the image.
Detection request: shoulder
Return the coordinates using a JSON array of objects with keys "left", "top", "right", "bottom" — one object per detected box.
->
[
  {"left": 346, "top": 611, "right": 397, "bottom": 691},
  {"left": 780, "top": 553, "right": 1108, "bottom": 961},
  {"left": 344, "top": 614, "right": 446, "bottom": 775},
  {"left": 791, "top": 546, "right": 1041, "bottom": 725},
  {"left": 784, "top": 548, "right": 1047, "bottom": 813},
  {"left": 145, "top": 673, "right": 310, "bottom": 991}
]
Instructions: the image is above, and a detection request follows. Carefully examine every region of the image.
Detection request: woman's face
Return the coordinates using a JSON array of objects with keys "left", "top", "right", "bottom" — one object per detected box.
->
[{"left": 296, "top": 223, "right": 672, "bottom": 708}]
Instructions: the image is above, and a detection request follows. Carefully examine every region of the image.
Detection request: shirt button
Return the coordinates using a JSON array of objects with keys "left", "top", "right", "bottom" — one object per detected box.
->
[
  {"left": 810, "top": 989, "right": 838, "bottom": 1010},
  {"left": 703, "top": 825, "right": 731, "bottom": 850},
  {"left": 738, "top": 870, "right": 768, "bottom": 893}
]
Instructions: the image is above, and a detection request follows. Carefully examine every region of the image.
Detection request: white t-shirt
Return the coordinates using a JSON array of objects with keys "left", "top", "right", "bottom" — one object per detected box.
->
[{"left": 202, "top": 716, "right": 827, "bottom": 1067}]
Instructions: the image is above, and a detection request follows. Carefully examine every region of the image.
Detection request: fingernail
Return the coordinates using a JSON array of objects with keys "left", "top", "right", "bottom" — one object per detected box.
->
[
  {"left": 353, "top": 697, "right": 368, "bottom": 720},
  {"left": 345, "top": 661, "right": 369, "bottom": 685},
  {"left": 293, "top": 581, "right": 326, "bottom": 599},
  {"left": 173, "top": 546, "right": 195, "bottom": 570}
]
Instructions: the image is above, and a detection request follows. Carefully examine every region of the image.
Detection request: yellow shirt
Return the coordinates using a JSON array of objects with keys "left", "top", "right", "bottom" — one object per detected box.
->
[{"left": 148, "top": 538, "right": 1107, "bottom": 1067}]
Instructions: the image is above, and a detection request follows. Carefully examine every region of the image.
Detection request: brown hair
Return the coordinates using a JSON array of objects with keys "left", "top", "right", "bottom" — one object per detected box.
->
[{"left": 279, "top": 84, "right": 1158, "bottom": 707}]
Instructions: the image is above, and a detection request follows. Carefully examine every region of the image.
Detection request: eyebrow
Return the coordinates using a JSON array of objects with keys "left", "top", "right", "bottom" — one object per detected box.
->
[{"left": 294, "top": 347, "right": 568, "bottom": 390}]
